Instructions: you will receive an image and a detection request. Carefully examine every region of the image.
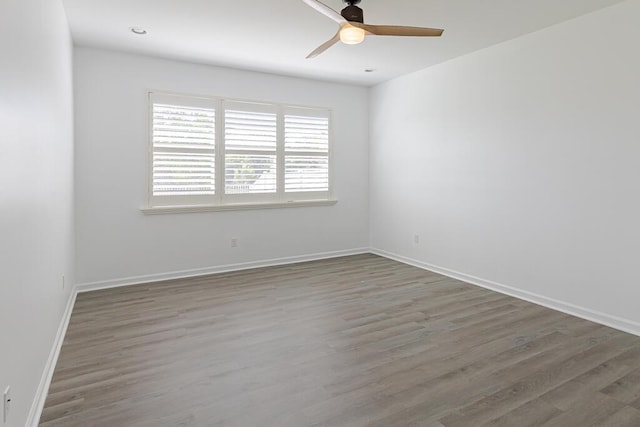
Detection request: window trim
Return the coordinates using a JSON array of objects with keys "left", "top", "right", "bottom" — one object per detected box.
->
[{"left": 143, "top": 91, "right": 335, "bottom": 213}]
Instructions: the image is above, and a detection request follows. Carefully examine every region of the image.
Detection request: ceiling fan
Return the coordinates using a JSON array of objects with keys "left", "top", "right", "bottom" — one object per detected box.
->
[{"left": 302, "top": 0, "right": 444, "bottom": 58}]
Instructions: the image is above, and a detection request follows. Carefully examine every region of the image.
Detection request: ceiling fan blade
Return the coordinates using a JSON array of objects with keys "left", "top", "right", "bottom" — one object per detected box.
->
[
  {"left": 350, "top": 22, "right": 444, "bottom": 37},
  {"left": 306, "top": 30, "right": 341, "bottom": 59},
  {"left": 302, "top": 0, "right": 347, "bottom": 25}
]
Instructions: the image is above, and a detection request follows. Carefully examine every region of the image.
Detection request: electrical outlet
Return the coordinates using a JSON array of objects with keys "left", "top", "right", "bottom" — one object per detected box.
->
[
  {"left": 231, "top": 237, "right": 238, "bottom": 248},
  {"left": 413, "top": 234, "right": 420, "bottom": 244},
  {"left": 3, "top": 386, "right": 10, "bottom": 423}
]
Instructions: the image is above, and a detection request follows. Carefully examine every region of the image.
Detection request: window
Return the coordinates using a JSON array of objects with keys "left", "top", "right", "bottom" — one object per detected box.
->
[{"left": 147, "top": 93, "right": 333, "bottom": 212}]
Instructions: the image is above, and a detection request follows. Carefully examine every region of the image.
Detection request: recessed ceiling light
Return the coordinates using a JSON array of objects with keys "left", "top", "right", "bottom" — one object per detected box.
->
[{"left": 130, "top": 27, "right": 147, "bottom": 35}]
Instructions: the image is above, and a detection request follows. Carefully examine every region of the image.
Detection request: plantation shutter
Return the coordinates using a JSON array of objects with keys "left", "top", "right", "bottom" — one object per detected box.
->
[
  {"left": 150, "top": 93, "right": 217, "bottom": 206},
  {"left": 147, "top": 92, "right": 332, "bottom": 210},
  {"left": 284, "top": 107, "right": 330, "bottom": 197},
  {"left": 223, "top": 101, "right": 277, "bottom": 198}
]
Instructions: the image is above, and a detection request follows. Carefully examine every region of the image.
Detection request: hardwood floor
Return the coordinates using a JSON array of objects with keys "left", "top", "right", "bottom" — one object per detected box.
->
[{"left": 41, "top": 254, "right": 640, "bottom": 426}]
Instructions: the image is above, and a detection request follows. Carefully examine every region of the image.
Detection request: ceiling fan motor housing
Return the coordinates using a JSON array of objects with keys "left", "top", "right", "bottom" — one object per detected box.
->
[{"left": 341, "top": 5, "right": 364, "bottom": 23}]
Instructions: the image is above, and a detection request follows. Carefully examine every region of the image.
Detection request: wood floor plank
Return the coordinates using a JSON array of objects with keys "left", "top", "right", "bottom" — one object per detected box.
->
[
  {"left": 538, "top": 392, "right": 624, "bottom": 427},
  {"left": 600, "top": 368, "right": 640, "bottom": 404},
  {"left": 481, "top": 398, "right": 561, "bottom": 427},
  {"left": 373, "top": 328, "right": 616, "bottom": 426},
  {"left": 540, "top": 345, "right": 640, "bottom": 410},
  {"left": 439, "top": 333, "right": 637, "bottom": 426},
  {"left": 596, "top": 406, "right": 640, "bottom": 427},
  {"left": 40, "top": 254, "right": 640, "bottom": 426}
]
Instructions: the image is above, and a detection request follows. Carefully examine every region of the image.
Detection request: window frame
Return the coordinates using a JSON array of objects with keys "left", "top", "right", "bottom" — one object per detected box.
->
[{"left": 144, "top": 91, "right": 335, "bottom": 214}]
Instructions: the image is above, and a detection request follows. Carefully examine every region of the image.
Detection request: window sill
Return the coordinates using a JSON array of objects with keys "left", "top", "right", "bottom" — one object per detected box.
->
[{"left": 140, "top": 199, "right": 337, "bottom": 215}]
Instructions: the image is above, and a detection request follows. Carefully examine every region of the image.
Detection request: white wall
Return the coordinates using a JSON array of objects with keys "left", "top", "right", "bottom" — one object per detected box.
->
[
  {"left": 0, "top": 0, "right": 75, "bottom": 425},
  {"left": 74, "top": 48, "right": 369, "bottom": 286},
  {"left": 370, "top": 0, "right": 640, "bottom": 330}
]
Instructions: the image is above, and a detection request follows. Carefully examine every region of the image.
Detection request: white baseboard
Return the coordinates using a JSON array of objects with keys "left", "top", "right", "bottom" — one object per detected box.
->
[
  {"left": 76, "top": 248, "right": 370, "bottom": 293},
  {"left": 371, "top": 248, "right": 640, "bottom": 337},
  {"left": 26, "top": 289, "right": 78, "bottom": 427}
]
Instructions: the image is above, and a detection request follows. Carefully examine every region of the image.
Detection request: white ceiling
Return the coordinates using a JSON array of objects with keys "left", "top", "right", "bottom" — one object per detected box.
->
[{"left": 61, "top": 0, "right": 626, "bottom": 86}]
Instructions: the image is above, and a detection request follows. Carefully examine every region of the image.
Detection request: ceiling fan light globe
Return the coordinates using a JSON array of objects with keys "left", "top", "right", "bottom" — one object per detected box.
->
[{"left": 339, "top": 26, "right": 365, "bottom": 44}]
